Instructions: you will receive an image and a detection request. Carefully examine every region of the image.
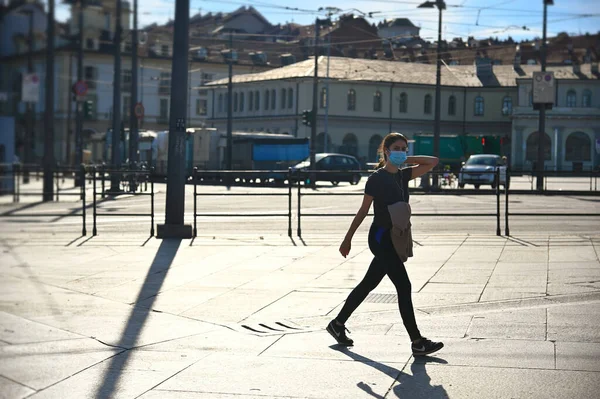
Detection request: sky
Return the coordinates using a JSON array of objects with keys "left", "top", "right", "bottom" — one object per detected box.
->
[{"left": 54, "top": 0, "right": 600, "bottom": 42}]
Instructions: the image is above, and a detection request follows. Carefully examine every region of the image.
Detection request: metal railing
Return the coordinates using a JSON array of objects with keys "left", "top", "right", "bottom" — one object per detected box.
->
[
  {"left": 294, "top": 169, "right": 503, "bottom": 237},
  {"left": 90, "top": 166, "right": 155, "bottom": 236},
  {"left": 192, "top": 168, "right": 293, "bottom": 237}
]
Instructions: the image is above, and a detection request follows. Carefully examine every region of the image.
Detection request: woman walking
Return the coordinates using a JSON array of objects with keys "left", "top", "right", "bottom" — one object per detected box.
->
[{"left": 326, "top": 132, "right": 444, "bottom": 356}]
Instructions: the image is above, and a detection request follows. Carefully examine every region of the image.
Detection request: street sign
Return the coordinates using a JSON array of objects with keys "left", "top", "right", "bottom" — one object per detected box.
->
[
  {"left": 21, "top": 73, "right": 40, "bottom": 103},
  {"left": 134, "top": 102, "right": 145, "bottom": 118},
  {"left": 532, "top": 71, "right": 555, "bottom": 105},
  {"left": 72, "top": 80, "right": 88, "bottom": 97}
]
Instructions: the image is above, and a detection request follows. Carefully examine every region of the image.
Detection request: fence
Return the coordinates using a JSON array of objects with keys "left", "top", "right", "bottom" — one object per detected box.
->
[{"left": 192, "top": 168, "right": 293, "bottom": 237}]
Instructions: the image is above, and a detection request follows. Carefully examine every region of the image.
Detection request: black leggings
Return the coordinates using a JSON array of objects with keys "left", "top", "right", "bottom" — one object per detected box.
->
[{"left": 335, "top": 224, "right": 422, "bottom": 341}]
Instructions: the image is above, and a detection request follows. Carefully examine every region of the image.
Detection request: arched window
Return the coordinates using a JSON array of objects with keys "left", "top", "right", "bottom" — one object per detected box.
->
[
  {"left": 526, "top": 131, "right": 551, "bottom": 162},
  {"left": 249, "top": 91, "right": 254, "bottom": 111},
  {"left": 264, "top": 90, "right": 270, "bottom": 110},
  {"left": 218, "top": 94, "right": 223, "bottom": 113},
  {"left": 582, "top": 90, "right": 592, "bottom": 107},
  {"left": 448, "top": 95, "right": 456, "bottom": 116},
  {"left": 565, "top": 132, "right": 591, "bottom": 161},
  {"left": 320, "top": 87, "right": 327, "bottom": 109},
  {"left": 240, "top": 92, "right": 245, "bottom": 112},
  {"left": 424, "top": 94, "right": 432, "bottom": 114},
  {"left": 233, "top": 92, "right": 238, "bottom": 112},
  {"left": 399, "top": 92, "right": 407, "bottom": 113},
  {"left": 255, "top": 91, "right": 260, "bottom": 111},
  {"left": 502, "top": 96, "right": 512, "bottom": 116},
  {"left": 373, "top": 91, "right": 382, "bottom": 112},
  {"left": 341, "top": 133, "right": 358, "bottom": 157},
  {"left": 316, "top": 132, "right": 331, "bottom": 153},
  {"left": 271, "top": 89, "right": 276, "bottom": 110},
  {"left": 347, "top": 89, "right": 356, "bottom": 111},
  {"left": 280, "top": 88, "right": 286, "bottom": 109},
  {"left": 474, "top": 96, "right": 484, "bottom": 116},
  {"left": 369, "top": 134, "right": 383, "bottom": 163},
  {"left": 287, "top": 88, "right": 293, "bottom": 109},
  {"left": 529, "top": 91, "right": 533, "bottom": 106},
  {"left": 566, "top": 90, "right": 577, "bottom": 107}
]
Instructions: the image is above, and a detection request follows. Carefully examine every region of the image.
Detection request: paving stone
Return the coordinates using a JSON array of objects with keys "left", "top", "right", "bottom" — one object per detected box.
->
[
  {"left": 387, "top": 315, "right": 473, "bottom": 339},
  {"left": 0, "top": 375, "right": 35, "bottom": 399},
  {"left": 549, "top": 246, "right": 598, "bottom": 263},
  {"left": 555, "top": 342, "right": 600, "bottom": 372},
  {"left": 0, "top": 311, "right": 83, "bottom": 344}
]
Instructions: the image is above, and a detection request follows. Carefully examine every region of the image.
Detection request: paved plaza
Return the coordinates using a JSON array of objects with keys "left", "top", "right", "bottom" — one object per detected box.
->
[{"left": 0, "top": 181, "right": 599, "bottom": 398}]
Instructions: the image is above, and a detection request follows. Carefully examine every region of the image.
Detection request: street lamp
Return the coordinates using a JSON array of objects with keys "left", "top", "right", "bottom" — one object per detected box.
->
[
  {"left": 536, "top": 0, "right": 553, "bottom": 191},
  {"left": 418, "top": 0, "right": 445, "bottom": 189},
  {"left": 18, "top": 8, "right": 34, "bottom": 184}
]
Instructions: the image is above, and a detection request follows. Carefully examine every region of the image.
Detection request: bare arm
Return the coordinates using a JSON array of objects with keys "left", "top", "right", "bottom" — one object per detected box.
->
[
  {"left": 339, "top": 194, "right": 373, "bottom": 257},
  {"left": 407, "top": 156, "right": 439, "bottom": 180}
]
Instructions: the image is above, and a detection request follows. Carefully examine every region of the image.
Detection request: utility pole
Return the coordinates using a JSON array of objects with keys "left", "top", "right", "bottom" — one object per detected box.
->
[
  {"left": 536, "top": 0, "right": 552, "bottom": 191},
  {"left": 43, "top": 0, "right": 55, "bottom": 202},
  {"left": 323, "top": 33, "right": 331, "bottom": 153},
  {"left": 157, "top": 0, "right": 192, "bottom": 238},
  {"left": 128, "top": 0, "right": 138, "bottom": 170},
  {"left": 23, "top": 9, "right": 34, "bottom": 183},
  {"left": 74, "top": 0, "right": 84, "bottom": 185},
  {"left": 109, "top": 0, "right": 123, "bottom": 193},
  {"left": 310, "top": 20, "right": 320, "bottom": 172},
  {"left": 226, "top": 31, "right": 233, "bottom": 171}
]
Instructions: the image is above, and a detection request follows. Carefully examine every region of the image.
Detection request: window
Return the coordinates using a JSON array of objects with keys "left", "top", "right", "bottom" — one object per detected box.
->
[
  {"left": 448, "top": 95, "right": 456, "bottom": 116},
  {"left": 565, "top": 132, "right": 591, "bottom": 162},
  {"left": 239, "top": 92, "right": 244, "bottom": 112},
  {"left": 529, "top": 91, "right": 533, "bottom": 106},
  {"left": 399, "top": 92, "right": 407, "bottom": 113},
  {"left": 474, "top": 96, "right": 484, "bottom": 116},
  {"left": 347, "top": 89, "right": 356, "bottom": 111},
  {"left": 233, "top": 92, "right": 238, "bottom": 112},
  {"left": 122, "top": 69, "right": 132, "bottom": 92},
  {"left": 104, "top": 12, "right": 111, "bottom": 31},
  {"left": 196, "top": 99, "right": 207, "bottom": 115},
  {"left": 502, "top": 96, "right": 512, "bottom": 116},
  {"left": 159, "top": 98, "right": 169, "bottom": 122},
  {"left": 271, "top": 89, "right": 276, "bottom": 110},
  {"left": 281, "top": 88, "right": 286, "bottom": 109},
  {"left": 526, "top": 131, "right": 551, "bottom": 162},
  {"left": 218, "top": 94, "right": 223, "bottom": 113},
  {"left": 566, "top": 90, "right": 577, "bottom": 107},
  {"left": 341, "top": 133, "right": 358, "bottom": 157},
  {"left": 160, "top": 45, "right": 170, "bottom": 57},
  {"left": 255, "top": 91, "right": 260, "bottom": 111},
  {"left": 84, "top": 66, "right": 97, "bottom": 89},
  {"left": 198, "top": 89, "right": 208, "bottom": 97},
  {"left": 424, "top": 94, "right": 432, "bottom": 114},
  {"left": 201, "top": 73, "right": 214, "bottom": 84},
  {"left": 249, "top": 91, "right": 254, "bottom": 111},
  {"left": 320, "top": 87, "right": 327, "bottom": 109},
  {"left": 373, "top": 91, "right": 382, "bottom": 112},
  {"left": 158, "top": 72, "right": 171, "bottom": 95},
  {"left": 86, "top": 38, "right": 95, "bottom": 49},
  {"left": 122, "top": 95, "right": 130, "bottom": 119},
  {"left": 264, "top": 90, "right": 270, "bottom": 110},
  {"left": 582, "top": 90, "right": 592, "bottom": 107},
  {"left": 288, "top": 88, "right": 293, "bottom": 109}
]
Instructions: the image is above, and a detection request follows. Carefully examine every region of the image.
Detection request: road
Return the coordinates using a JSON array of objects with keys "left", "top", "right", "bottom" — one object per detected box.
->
[{"left": 1, "top": 177, "right": 599, "bottom": 238}]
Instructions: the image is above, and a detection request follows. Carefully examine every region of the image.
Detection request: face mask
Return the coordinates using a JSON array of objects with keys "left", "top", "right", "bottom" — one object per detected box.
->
[{"left": 388, "top": 151, "right": 407, "bottom": 167}]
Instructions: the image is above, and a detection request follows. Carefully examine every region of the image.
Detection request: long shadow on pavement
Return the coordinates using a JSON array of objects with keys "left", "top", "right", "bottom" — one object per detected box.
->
[
  {"left": 93, "top": 238, "right": 181, "bottom": 399},
  {"left": 332, "top": 345, "right": 449, "bottom": 398}
]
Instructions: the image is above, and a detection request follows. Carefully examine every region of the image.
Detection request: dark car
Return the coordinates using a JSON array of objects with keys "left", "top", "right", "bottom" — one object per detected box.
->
[{"left": 292, "top": 153, "right": 362, "bottom": 185}]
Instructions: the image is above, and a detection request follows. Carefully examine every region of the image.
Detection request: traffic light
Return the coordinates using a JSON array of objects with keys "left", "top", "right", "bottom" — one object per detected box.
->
[
  {"left": 481, "top": 137, "right": 486, "bottom": 147},
  {"left": 83, "top": 100, "right": 94, "bottom": 120},
  {"left": 301, "top": 109, "right": 314, "bottom": 127}
]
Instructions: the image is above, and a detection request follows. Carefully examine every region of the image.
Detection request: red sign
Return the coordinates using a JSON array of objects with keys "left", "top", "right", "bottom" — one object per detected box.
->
[
  {"left": 72, "top": 80, "right": 88, "bottom": 97},
  {"left": 134, "top": 102, "right": 145, "bottom": 118}
]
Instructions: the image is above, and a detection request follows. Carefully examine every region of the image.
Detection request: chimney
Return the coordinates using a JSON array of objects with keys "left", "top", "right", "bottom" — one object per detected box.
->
[
  {"left": 573, "top": 63, "right": 581, "bottom": 74},
  {"left": 476, "top": 56, "right": 493, "bottom": 77},
  {"left": 514, "top": 47, "right": 522, "bottom": 68}
]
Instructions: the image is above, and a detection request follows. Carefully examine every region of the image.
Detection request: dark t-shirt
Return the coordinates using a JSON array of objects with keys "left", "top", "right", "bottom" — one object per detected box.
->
[{"left": 365, "top": 167, "right": 412, "bottom": 229}]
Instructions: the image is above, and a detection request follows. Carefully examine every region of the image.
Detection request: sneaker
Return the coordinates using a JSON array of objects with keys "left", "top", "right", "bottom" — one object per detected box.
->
[
  {"left": 326, "top": 320, "right": 354, "bottom": 346},
  {"left": 412, "top": 337, "right": 444, "bottom": 356}
]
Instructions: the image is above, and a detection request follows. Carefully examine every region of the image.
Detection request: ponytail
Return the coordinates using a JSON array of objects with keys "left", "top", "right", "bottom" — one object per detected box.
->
[{"left": 376, "top": 132, "right": 408, "bottom": 169}]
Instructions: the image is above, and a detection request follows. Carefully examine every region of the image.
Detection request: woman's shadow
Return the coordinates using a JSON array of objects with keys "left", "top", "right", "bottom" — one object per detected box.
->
[{"left": 331, "top": 345, "right": 449, "bottom": 399}]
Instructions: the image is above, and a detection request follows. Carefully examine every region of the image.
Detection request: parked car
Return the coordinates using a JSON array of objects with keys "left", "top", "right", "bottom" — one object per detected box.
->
[
  {"left": 292, "top": 153, "right": 362, "bottom": 185},
  {"left": 458, "top": 154, "right": 508, "bottom": 189}
]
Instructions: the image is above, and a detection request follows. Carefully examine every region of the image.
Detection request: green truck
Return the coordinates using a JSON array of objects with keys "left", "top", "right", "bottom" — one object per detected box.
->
[{"left": 413, "top": 134, "right": 502, "bottom": 172}]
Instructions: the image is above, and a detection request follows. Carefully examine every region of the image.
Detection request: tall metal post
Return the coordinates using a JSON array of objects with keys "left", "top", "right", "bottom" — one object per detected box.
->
[
  {"left": 109, "top": 0, "right": 123, "bottom": 192},
  {"left": 310, "top": 20, "right": 320, "bottom": 171},
  {"left": 536, "top": 0, "right": 550, "bottom": 191},
  {"left": 43, "top": 0, "right": 55, "bottom": 202},
  {"left": 323, "top": 33, "right": 331, "bottom": 153},
  {"left": 226, "top": 32, "right": 233, "bottom": 171},
  {"left": 157, "top": 0, "right": 192, "bottom": 238},
  {"left": 24, "top": 10, "right": 34, "bottom": 183},
  {"left": 432, "top": 4, "right": 443, "bottom": 188},
  {"left": 74, "top": 0, "right": 84, "bottom": 185},
  {"left": 128, "top": 0, "right": 139, "bottom": 169}
]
